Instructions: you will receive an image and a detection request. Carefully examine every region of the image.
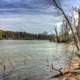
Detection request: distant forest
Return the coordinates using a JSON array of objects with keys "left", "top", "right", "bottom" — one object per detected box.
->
[{"left": 0, "top": 30, "right": 54, "bottom": 40}]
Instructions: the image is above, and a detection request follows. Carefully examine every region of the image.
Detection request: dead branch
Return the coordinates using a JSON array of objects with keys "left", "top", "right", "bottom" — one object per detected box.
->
[
  {"left": 50, "top": 70, "right": 80, "bottom": 78},
  {"left": 51, "top": 64, "right": 63, "bottom": 74}
]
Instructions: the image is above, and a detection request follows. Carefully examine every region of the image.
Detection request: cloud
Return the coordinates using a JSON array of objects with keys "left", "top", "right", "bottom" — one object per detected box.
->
[
  {"left": 0, "top": 0, "right": 80, "bottom": 33},
  {"left": 0, "top": 13, "right": 63, "bottom": 33},
  {"left": 0, "top": 0, "right": 52, "bottom": 9},
  {"left": 0, "top": 0, "right": 57, "bottom": 16}
]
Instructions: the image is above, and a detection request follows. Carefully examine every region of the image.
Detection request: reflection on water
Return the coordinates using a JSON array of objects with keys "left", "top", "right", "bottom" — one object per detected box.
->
[{"left": 0, "top": 40, "right": 71, "bottom": 80}]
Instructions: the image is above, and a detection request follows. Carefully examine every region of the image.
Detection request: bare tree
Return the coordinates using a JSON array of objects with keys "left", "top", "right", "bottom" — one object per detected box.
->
[
  {"left": 52, "top": 0, "right": 79, "bottom": 50},
  {"left": 54, "top": 25, "right": 59, "bottom": 42},
  {"left": 61, "top": 18, "right": 70, "bottom": 41},
  {"left": 76, "top": 9, "right": 80, "bottom": 41}
]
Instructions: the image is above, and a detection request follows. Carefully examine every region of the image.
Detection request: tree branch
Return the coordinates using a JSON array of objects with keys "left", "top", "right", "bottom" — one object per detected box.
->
[{"left": 52, "top": 0, "right": 79, "bottom": 50}]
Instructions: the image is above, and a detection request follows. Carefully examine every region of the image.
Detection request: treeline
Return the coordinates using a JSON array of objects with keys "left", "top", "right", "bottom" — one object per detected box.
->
[{"left": 0, "top": 30, "right": 55, "bottom": 40}]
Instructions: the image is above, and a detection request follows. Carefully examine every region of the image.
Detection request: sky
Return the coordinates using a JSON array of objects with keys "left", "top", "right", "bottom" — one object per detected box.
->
[{"left": 0, "top": 0, "right": 80, "bottom": 34}]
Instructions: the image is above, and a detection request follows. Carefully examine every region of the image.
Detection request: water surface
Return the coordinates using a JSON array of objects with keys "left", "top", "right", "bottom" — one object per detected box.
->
[{"left": 0, "top": 40, "right": 71, "bottom": 80}]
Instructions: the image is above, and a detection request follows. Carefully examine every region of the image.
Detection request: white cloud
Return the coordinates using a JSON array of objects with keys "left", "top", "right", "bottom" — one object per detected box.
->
[{"left": 0, "top": 14, "right": 63, "bottom": 33}]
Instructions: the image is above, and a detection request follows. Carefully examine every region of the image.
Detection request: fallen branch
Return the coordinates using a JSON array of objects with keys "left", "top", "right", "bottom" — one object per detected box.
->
[{"left": 50, "top": 70, "right": 80, "bottom": 78}]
